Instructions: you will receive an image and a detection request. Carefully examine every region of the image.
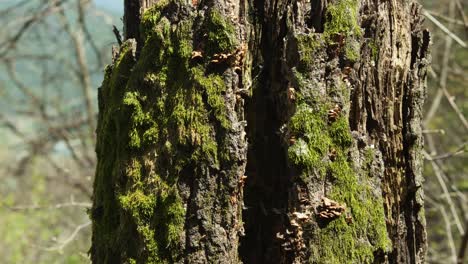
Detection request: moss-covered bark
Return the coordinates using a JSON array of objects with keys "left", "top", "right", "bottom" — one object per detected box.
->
[
  {"left": 241, "top": 0, "right": 428, "bottom": 263},
  {"left": 91, "top": 0, "right": 429, "bottom": 263},
  {"left": 92, "top": 1, "right": 249, "bottom": 262}
]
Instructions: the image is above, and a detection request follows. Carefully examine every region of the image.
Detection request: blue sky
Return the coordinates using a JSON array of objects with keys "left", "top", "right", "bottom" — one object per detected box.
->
[{"left": 95, "top": 0, "right": 123, "bottom": 14}]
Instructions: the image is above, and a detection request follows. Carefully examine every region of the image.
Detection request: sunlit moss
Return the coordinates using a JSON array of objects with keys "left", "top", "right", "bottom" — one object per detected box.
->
[
  {"left": 288, "top": 104, "right": 330, "bottom": 181},
  {"left": 289, "top": 112, "right": 391, "bottom": 263},
  {"left": 324, "top": 0, "right": 362, "bottom": 41},
  {"left": 322, "top": 0, "right": 362, "bottom": 62}
]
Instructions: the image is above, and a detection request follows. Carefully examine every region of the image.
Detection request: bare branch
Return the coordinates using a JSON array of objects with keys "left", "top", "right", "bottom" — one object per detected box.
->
[
  {"left": 41, "top": 221, "right": 91, "bottom": 252},
  {"left": 439, "top": 205, "right": 458, "bottom": 264},
  {"left": 424, "top": 150, "right": 465, "bottom": 234},
  {"left": 424, "top": 3, "right": 456, "bottom": 125},
  {"left": 442, "top": 87, "right": 468, "bottom": 132},
  {"left": 422, "top": 129, "right": 445, "bottom": 135},
  {"left": 423, "top": 10, "right": 466, "bottom": 48},
  {"left": 0, "top": 0, "right": 70, "bottom": 57},
  {"left": 425, "top": 141, "right": 468, "bottom": 160},
  {"left": 7, "top": 201, "right": 91, "bottom": 212},
  {"left": 425, "top": 10, "right": 466, "bottom": 27},
  {"left": 57, "top": 8, "right": 96, "bottom": 144},
  {"left": 454, "top": 0, "right": 468, "bottom": 31},
  {"left": 77, "top": 0, "right": 105, "bottom": 68}
]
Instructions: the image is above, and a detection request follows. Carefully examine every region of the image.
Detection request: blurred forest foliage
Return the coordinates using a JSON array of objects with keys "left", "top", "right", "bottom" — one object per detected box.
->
[
  {"left": 0, "top": 0, "right": 466, "bottom": 263},
  {"left": 0, "top": 0, "right": 119, "bottom": 262},
  {"left": 422, "top": 1, "right": 468, "bottom": 263}
]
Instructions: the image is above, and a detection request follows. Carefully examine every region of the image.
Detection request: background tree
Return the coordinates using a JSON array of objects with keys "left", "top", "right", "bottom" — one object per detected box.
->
[{"left": 91, "top": 0, "right": 429, "bottom": 263}]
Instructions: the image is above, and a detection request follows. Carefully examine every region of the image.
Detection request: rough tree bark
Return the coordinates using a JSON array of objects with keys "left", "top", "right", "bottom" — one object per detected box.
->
[{"left": 91, "top": 0, "right": 430, "bottom": 263}]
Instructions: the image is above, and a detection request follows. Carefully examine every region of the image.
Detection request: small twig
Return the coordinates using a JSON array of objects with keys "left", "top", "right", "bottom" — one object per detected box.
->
[
  {"left": 423, "top": 10, "right": 466, "bottom": 48},
  {"left": 425, "top": 10, "right": 466, "bottom": 27},
  {"left": 7, "top": 201, "right": 91, "bottom": 211},
  {"left": 77, "top": 0, "right": 104, "bottom": 68},
  {"left": 454, "top": 0, "right": 468, "bottom": 31},
  {"left": 424, "top": 4, "right": 455, "bottom": 126},
  {"left": 426, "top": 141, "right": 468, "bottom": 160},
  {"left": 442, "top": 87, "right": 468, "bottom": 132},
  {"left": 424, "top": 150, "right": 465, "bottom": 234},
  {"left": 422, "top": 129, "right": 445, "bottom": 135},
  {"left": 0, "top": 0, "right": 69, "bottom": 57},
  {"left": 440, "top": 205, "right": 458, "bottom": 264},
  {"left": 424, "top": 89, "right": 444, "bottom": 125},
  {"left": 0, "top": 112, "right": 27, "bottom": 139},
  {"left": 57, "top": 8, "right": 96, "bottom": 143},
  {"left": 113, "top": 25, "right": 123, "bottom": 46},
  {"left": 41, "top": 221, "right": 91, "bottom": 252}
]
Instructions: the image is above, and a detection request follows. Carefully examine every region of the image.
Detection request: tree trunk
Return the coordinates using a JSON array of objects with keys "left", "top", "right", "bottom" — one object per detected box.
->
[{"left": 91, "top": 0, "right": 430, "bottom": 263}]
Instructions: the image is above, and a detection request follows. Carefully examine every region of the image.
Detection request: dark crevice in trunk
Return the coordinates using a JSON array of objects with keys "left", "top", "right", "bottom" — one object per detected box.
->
[
  {"left": 240, "top": 1, "right": 293, "bottom": 262},
  {"left": 240, "top": 71, "right": 291, "bottom": 263},
  {"left": 123, "top": 0, "right": 160, "bottom": 56},
  {"left": 306, "top": 0, "right": 326, "bottom": 33},
  {"left": 124, "top": 0, "right": 142, "bottom": 42}
]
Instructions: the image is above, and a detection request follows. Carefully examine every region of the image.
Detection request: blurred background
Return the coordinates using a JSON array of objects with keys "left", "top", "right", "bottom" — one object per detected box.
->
[
  {"left": 0, "top": 0, "right": 465, "bottom": 263},
  {"left": 0, "top": 1, "right": 120, "bottom": 262}
]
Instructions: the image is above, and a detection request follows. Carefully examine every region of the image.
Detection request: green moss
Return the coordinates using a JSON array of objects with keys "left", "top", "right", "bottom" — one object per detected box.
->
[
  {"left": 324, "top": 0, "right": 362, "bottom": 41},
  {"left": 119, "top": 190, "right": 156, "bottom": 220},
  {"left": 106, "top": 41, "right": 137, "bottom": 102},
  {"left": 296, "top": 34, "right": 322, "bottom": 71},
  {"left": 290, "top": 117, "right": 391, "bottom": 263},
  {"left": 326, "top": 149, "right": 391, "bottom": 253},
  {"left": 92, "top": 38, "right": 138, "bottom": 261},
  {"left": 344, "top": 39, "right": 360, "bottom": 62},
  {"left": 322, "top": 0, "right": 362, "bottom": 62},
  {"left": 289, "top": 61, "right": 390, "bottom": 262},
  {"left": 329, "top": 117, "right": 353, "bottom": 147},
  {"left": 204, "top": 10, "right": 238, "bottom": 55},
  {"left": 364, "top": 147, "right": 374, "bottom": 165},
  {"left": 312, "top": 217, "right": 375, "bottom": 263},
  {"left": 123, "top": 91, "right": 157, "bottom": 148},
  {"left": 126, "top": 158, "right": 142, "bottom": 182},
  {"left": 192, "top": 67, "right": 229, "bottom": 128},
  {"left": 155, "top": 188, "right": 185, "bottom": 248},
  {"left": 140, "top": 0, "right": 170, "bottom": 41},
  {"left": 288, "top": 104, "right": 330, "bottom": 180},
  {"left": 369, "top": 40, "right": 378, "bottom": 61},
  {"left": 136, "top": 225, "right": 160, "bottom": 262}
]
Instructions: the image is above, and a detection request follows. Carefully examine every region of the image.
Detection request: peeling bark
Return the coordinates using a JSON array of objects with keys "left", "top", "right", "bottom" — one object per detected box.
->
[{"left": 91, "top": 0, "right": 429, "bottom": 263}]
